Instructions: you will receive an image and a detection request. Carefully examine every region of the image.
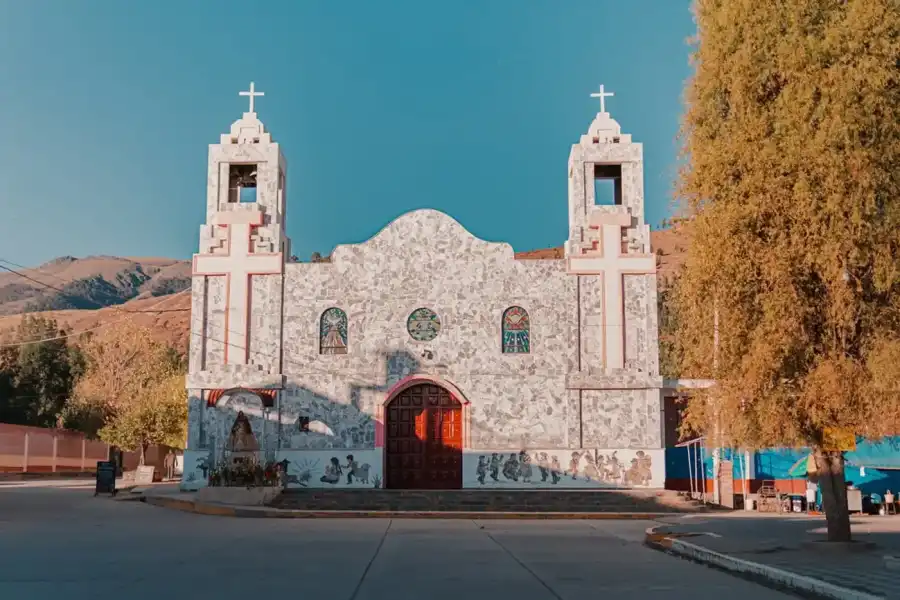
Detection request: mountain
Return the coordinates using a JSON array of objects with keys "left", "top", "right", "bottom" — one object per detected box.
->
[
  {"left": 0, "top": 256, "right": 192, "bottom": 315},
  {"left": 0, "top": 229, "right": 687, "bottom": 352}
]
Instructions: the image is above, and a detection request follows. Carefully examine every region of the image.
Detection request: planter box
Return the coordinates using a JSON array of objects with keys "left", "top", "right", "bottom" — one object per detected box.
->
[{"left": 195, "top": 486, "right": 282, "bottom": 506}]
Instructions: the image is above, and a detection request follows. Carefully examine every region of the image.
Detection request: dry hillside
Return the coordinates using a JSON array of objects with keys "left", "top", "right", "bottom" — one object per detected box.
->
[
  {"left": 0, "top": 255, "right": 192, "bottom": 315},
  {"left": 0, "top": 228, "right": 686, "bottom": 352}
]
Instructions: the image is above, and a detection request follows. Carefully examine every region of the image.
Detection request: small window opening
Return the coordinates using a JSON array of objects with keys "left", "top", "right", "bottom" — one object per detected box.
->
[
  {"left": 228, "top": 164, "right": 258, "bottom": 203},
  {"left": 593, "top": 164, "right": 622, "bottom": 206}
]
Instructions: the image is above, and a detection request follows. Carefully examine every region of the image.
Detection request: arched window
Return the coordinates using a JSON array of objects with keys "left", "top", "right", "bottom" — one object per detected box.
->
[
  {"left": 502, "top": 306, "right": 530, "bottom": 354},
  {"left": 319, "top": 308, "right": 348, "bottom": 354}
]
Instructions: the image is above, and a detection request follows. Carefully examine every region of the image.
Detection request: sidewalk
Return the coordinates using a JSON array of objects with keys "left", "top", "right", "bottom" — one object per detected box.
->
[{"left": 647, "top": 513, "right": 900, "bottom": 599}]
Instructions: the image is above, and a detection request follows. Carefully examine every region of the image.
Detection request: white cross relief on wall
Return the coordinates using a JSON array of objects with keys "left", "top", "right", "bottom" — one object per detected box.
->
[
  {"left": 192, "top": 210, "right": 283, "bottom": 365},
  {"left": 568, "top": 212, "right": 656, "bottom": 371}
]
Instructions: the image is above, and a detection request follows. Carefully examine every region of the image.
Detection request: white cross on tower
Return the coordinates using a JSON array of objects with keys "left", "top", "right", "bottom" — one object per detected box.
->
[
  {"left": 192, "top": 211, "right": 283, "bottom": 365},
  {"left": 590, "top": 84, "right": 615, "bottom": 114},
  {"left": 239, "top": 81, "right": 265, "bottom": 113},
  {"left": 567, "top": 213, "right": 656, "bottom": 370}
]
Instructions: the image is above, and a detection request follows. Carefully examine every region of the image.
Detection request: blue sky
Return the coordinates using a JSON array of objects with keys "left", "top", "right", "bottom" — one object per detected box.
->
[{"left": 0, "top": 1, "right": 694, "bottom": 266}]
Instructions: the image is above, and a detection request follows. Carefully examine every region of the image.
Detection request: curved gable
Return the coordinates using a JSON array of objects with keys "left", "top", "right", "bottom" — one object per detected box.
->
[{"left": 330, "top": 209, "right": 514, "bottom": 267}]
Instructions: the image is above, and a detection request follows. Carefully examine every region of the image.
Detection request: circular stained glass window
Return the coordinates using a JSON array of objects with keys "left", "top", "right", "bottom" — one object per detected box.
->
[{"left": 407, "top": 308, "right": 441, "bottom": 342}]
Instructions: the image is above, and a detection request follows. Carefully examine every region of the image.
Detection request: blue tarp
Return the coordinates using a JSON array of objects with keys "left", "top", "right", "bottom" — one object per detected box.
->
[{"left": 845, "top": 439, "right": 900, "bottom": 470}]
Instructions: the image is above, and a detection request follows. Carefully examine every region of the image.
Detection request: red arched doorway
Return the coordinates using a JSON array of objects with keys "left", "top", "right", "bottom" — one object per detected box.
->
[{"left": 385, "top": 383, "right": 462, "bottom": 489}]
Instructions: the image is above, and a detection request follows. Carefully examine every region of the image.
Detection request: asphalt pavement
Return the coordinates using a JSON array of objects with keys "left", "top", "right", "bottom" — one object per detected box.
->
[{"left": 0, "top": 480, "right": 798, "bottom": 600}]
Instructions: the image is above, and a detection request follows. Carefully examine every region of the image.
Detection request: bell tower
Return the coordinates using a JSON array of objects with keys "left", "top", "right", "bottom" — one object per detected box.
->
[
  {"left": 187, "top": 82, "right": 290, "bottom": 393},
  {"left": 200, "top": 82, "right": 290, "bottom": 261},
  {"left": 566, "top": 85, "right": 660, "bottom": 378}
]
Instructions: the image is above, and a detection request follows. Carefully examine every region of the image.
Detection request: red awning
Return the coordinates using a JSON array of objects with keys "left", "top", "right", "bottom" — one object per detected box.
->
[{"left": 206, "top": 388, "right": 278, "bottom": 408}]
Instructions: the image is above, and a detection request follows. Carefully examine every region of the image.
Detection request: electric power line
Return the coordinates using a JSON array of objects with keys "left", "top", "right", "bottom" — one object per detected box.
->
[{"left": 0, "top": 291, "right": 190, "bottom": 348}]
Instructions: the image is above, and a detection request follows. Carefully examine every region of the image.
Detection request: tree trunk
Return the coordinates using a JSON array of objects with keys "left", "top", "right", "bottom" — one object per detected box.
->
[
  {"left": 813, "top": 449, "right": 851, "bottom": 542},
  {"left": 139, "top": 442, "right": 147, "bottom": 467}
]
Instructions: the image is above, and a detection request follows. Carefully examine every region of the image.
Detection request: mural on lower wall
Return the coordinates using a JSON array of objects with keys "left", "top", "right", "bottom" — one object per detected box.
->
[
  {"left": 181, "top": 447, "right": 664, "bottom": 490},
  {"left": 463, "top": 449, "right": 663, "bottom": 488},
  {"left": 275, "top": 450, "right": 383, "bottom": 489},
  {"left": 181, "top": 449, "right": 213, "bottom": 490}
]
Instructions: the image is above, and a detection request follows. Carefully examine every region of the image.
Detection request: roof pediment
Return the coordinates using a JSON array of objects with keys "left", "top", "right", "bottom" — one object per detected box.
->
[{"left": 330, "top": 209, "right": 513, "bottom": 266}]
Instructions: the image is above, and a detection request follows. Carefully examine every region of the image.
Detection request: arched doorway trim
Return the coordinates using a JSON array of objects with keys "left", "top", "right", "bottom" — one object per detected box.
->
[
  {"left": 375, "top": 375, "right": 470, "bottom": 449},
  {"left": 206, "top": 387, "right": 278, "bottom": 408}
]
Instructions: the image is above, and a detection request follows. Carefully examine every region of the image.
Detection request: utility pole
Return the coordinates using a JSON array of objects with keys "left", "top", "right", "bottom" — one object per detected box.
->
[{"left": 712, "top": 302, "right": 721, "bottom": 505}]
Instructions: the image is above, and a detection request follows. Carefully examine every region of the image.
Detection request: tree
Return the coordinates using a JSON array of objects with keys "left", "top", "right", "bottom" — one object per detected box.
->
[
  {"left": 69, "top": 322, "right": 187, "bottom": 463},
  {"left": 98, "top": 372, "right": 187, "bottom": 465},
  {"left": 672, "top": 0, "right": 900, "bottom": 542},
  {"left": 0, "top": 316, "right": 80, "bottom": 427},
  {"left": 71, "top": 322, "right": 175, "bottom": 415}
]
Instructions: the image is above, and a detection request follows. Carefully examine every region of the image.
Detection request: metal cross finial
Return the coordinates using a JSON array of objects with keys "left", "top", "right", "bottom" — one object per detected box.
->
[
  {"left": 239, "top": 82, "right": 265, "bottom": 113},
  {"left": 590, "top": 84, "right": 615, "bottom": 114}
]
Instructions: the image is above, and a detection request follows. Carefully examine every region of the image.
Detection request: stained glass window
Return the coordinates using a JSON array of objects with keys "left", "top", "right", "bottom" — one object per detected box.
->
[
  {"left": 319, "top": 307, "right": 348, "bottom": 354},
  {"left": 407, "top": 308, "right": 441, "bottom": 342},
  {"left": 502, "top": 306, "right": 530, "bottom": 353}
]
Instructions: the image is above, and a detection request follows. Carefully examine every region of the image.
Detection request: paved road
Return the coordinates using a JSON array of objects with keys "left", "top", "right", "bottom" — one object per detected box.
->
[{"left": 0, "top": 481, "right": 797, "bottom": 600}]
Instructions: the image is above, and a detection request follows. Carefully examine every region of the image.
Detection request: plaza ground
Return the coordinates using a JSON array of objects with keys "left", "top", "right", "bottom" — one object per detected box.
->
[
  {"left": 653, "top": 513, "right": 900, "bottom": 598},
  {"left": 0, "top": 480, "right": 798, "bottom": 600}
]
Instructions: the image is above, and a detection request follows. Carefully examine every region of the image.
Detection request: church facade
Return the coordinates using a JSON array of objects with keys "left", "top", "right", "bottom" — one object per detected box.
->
[{"left": 181, "top": 85, "right": 665, "bottom": 491}]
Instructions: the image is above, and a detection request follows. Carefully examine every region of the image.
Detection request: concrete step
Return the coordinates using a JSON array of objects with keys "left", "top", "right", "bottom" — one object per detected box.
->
[{"left": 270, "top": 489, "right": 712, "bottom": 513}]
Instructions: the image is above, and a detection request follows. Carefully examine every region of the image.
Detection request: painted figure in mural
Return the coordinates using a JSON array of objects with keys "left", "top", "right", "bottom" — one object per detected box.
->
[
  {"left": 569, "top": 451, "right": 581, "bottom": 480},
  {"left": 519, "top": 451, "right": 533, "bottom": 483},
  {"left": 604, "top": 451, "right": 623, "bottom": 484},
  {"left": 476, "top": 455, "right": 488, "bottom": 484},
  {"left": 195, "top": 456, "right": 211, "bottom": 480},
  {"left": 502, "top": 453, "right": 520, "bottom": 481},
  {"left": 344, "top": 455, "right": 371, "bottom": 485},
  {"left": 624, "top": 451, "right": 653, "bottom": 486},
  {"left": 226, "top": 411, "right": 259, "bottom": 452},
  {"left": 537, "top": 453, "right": 550, "bottom": 482},
  {"left": 550, "top": 455, "right": 562, "bottom": 484},
  {"left": 320, "top": 457, "right": 343, "bottom": 484},
  {"left": 582, "top": 451, "right": 600, "bottom": 482},
  {"left": 489, "top": 453, "right": 501, "bottom": 482},
  {"left": 276, "top": 459, "right": 310, "bottom": 487}
]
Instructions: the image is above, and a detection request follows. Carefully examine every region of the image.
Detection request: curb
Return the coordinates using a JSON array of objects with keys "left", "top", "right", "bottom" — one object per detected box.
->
[
  {"left": 644, "top": 526, "right": 882, "bottom": 600},
  {"left": 143, "top": 496, "right": 677, "bottom": 520}
]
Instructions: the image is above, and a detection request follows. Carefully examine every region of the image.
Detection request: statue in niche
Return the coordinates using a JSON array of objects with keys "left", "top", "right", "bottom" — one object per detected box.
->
[{"left": 226, "top": 411, "right": 259, "bottom": 453}]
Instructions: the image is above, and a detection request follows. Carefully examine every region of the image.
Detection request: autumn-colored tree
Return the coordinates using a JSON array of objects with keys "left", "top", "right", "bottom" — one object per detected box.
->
[
  {"left": 98, "top": 372, "right": 187, "bottom": 464},
  {"left": 69, "top": 322, "right": 187, "bottom": 463},
  {"left": 672, "top": 0, "right": 900, "bottom": 541}
]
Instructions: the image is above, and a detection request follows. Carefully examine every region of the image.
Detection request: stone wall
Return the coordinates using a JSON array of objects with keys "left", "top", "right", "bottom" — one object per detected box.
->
[{"left": 278, "top": 209, "right": 577, "bottom": 450}]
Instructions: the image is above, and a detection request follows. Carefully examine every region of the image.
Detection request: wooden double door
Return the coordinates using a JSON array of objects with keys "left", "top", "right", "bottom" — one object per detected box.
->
[{"left": 385, "top": 384, "right": 462, "bottom": 489}]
